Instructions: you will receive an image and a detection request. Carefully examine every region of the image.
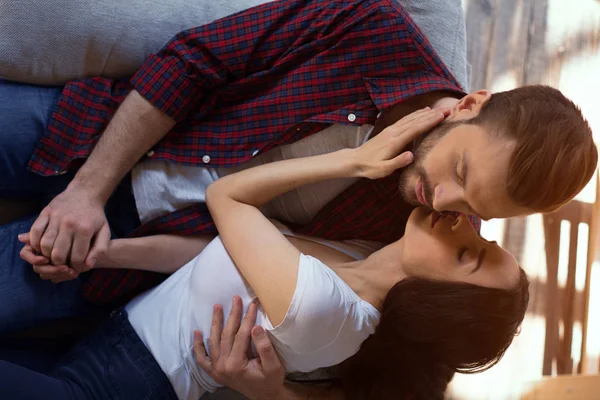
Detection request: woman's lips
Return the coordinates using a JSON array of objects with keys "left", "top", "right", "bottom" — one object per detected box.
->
[{"left": 431, "top": 212, "right": 441, "bottom": 228}]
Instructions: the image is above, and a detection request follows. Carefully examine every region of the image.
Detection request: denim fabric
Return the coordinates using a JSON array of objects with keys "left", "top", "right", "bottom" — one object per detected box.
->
[{"left": 0, "top": 309, "right": 178, "bottom": 400}]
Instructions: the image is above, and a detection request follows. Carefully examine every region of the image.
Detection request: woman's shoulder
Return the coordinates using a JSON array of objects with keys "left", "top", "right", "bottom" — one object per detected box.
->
[{"left": 264, "top": 253, "right": 380, "bottom": 372}]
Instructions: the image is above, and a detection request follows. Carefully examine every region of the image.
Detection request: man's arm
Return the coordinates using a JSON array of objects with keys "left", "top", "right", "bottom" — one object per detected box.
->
[
  {"left": 28, "top": 0, "right": 327, "bottom": 273},
  {"left": 195, "top": 297, "right": 344, "bottom": 400},
  {"left": 28, "top": 91, "right": 175, "bottom": 273}
]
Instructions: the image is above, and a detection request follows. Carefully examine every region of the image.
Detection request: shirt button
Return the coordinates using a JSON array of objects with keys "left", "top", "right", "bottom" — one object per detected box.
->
[
  {"left": 202, "top": 155, "right": 211, "bottom": 164},
  {"left": 146, "top": 150, "right": 155, "bottom": 157},
  {"left": 348, "top": 113, "right": 356, "bottom": 122}
]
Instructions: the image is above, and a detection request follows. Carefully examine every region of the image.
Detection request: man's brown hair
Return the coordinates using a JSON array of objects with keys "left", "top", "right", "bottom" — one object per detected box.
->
[{"left": 468, "top": 85, "right": 597, "bottom": 213}]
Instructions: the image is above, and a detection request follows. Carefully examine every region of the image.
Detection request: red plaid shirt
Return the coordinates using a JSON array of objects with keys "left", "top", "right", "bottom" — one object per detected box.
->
[{"left": 29, "top": 0, "right": 478, "bottom": 305}]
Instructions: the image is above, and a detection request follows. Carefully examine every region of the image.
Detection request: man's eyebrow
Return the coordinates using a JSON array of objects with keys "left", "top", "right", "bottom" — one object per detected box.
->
[
  {"left": 470, "top": 248, "right": 487, "bottom": 274},
  {"left": 462, "top": 151, "right": 490, "bottom": 221}
]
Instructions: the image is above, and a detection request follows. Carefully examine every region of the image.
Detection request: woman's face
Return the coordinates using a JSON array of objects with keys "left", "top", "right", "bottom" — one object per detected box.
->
[{"left": 400, "top": 207, "right": 520, "bottom": 290}]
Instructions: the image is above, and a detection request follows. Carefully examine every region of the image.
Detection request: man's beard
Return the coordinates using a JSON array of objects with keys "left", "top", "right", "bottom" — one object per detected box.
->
[{"left": 397, "top": 121, "right": 461, "bottom": 206}]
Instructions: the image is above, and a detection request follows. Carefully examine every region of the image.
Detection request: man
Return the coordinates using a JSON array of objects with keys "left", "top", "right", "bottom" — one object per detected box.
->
[{"left": 0, "top": 0, "right": 596, "bottom": 335}]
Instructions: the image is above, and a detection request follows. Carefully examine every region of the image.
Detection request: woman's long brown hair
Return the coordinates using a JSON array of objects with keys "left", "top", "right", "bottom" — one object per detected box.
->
[{"left": 338, "top": 269, "right": 530, "bottom": 399}]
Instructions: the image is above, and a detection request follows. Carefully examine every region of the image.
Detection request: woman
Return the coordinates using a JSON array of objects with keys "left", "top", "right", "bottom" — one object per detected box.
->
[{"left": 7, "top": 108, "right": 529, "bottom": 400}]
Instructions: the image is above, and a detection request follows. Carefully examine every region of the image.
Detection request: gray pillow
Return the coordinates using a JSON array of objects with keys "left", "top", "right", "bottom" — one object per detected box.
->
[
  {"left": 0, "top": 0, "right": 272, "bottom": 85},
  {"left": 0, "top": 0, "right": 469, "bottom": 90}
]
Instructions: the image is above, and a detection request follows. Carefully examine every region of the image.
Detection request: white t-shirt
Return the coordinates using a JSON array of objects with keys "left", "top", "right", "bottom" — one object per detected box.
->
[{"left": 126, "top": 233, "right": 380, "bottom": 400}]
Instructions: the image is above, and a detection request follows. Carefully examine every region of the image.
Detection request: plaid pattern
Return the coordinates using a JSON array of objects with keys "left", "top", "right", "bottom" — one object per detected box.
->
[{"left": 28, "top": 0, "right": 476, "bottom": 305}]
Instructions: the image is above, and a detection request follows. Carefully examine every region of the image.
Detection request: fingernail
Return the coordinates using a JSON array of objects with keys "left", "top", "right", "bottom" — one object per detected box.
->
[
  {"left": 194, "top": 330, "right": 201, "bottom": 340},
  {"left": 424, "top": 106, "right": 431, "bottom": 110},
  {"left": 18, "top": 234, "right": 24, "bottom": 239},
  {"left": 405, "top": 152, "right": 414, "bottom": 162},
  {"left": 253, "top": 327, "right": 266, "bottom": 338}
]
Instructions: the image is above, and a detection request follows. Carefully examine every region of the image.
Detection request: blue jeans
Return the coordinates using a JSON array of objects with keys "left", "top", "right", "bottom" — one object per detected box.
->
[
  {"left": 0, "top": 80, "right": 141, "bottom": 335},
  {"left": 0, "top": 309, "right": 178, "bottom": 400}
]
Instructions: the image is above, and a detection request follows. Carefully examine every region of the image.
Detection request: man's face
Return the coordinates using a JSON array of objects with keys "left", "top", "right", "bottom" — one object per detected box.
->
[{"left": 398, "top": 120, "right": 530, "bottom": 220}]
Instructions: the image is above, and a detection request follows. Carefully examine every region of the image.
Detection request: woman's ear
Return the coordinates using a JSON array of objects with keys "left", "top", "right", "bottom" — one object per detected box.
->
[{"left": 451, "top": 90, "right": 492, "bottom": 120}]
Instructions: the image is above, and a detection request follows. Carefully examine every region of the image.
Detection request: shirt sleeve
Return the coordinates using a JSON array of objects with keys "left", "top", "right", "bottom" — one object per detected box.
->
[
  {"left": 129, "top": 0, "right": 315, "bottom": 122},
  {"left": 266, "top": 254, "right": 374, "bottom": 356}
]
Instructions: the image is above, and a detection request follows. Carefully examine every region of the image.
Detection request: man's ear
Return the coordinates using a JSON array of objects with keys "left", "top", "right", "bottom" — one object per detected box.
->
[{"left": 451, "top": 90, "right": 491, "bottom": 120}]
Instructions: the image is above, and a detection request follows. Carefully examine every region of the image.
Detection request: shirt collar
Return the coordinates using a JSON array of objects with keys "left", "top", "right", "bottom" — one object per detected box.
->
[{"left": 363, "top": 73, "right": 466, "bottom": 113}]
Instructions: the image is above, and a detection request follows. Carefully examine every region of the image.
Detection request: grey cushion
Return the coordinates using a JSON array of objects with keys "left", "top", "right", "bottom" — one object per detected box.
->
[
  {"left": 0, "top": 0, "right": 272, "bottom": 85},
  {"left": 0, "top": 0, "right": 469, "bottom": 90}
]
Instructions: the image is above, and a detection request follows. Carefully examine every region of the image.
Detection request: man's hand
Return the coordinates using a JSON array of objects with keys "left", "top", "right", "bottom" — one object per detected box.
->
[
  {"left": 194, "top": 296, "right": 286, "bottom": 400},
  {"left": 28, "top": 187, "right": 111, "bottom": 273},
  {"left": 354, "top": 107, "right": 450, "bottom": 180}
]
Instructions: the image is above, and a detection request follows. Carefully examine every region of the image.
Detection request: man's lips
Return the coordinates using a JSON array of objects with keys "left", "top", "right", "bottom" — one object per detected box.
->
[{"left": 415, "top": 179, "right": 428, "bottom": 206}]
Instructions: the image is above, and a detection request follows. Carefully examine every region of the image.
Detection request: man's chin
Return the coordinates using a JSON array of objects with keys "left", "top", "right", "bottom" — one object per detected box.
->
[{"left": 398, "top": 185, "right": 419, "bottom": 206}]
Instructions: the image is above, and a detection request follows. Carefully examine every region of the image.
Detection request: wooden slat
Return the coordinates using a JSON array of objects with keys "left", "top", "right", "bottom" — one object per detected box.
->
[
  {"left": 543, "top": 212, "right": 561, "bottom": 375},
  {"left": 558, "top": 205, "right": 580, "bottom": 374}
]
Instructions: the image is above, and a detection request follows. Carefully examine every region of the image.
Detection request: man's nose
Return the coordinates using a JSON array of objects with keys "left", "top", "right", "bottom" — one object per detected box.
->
[{"left": 432, "top": 183, "right": 465, "bottom": 213}]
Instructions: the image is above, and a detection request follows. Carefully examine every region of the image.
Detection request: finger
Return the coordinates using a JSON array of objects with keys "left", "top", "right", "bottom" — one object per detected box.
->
[
  {"left": 33, "top": 265, "right": 76, "bottom": 282},
  {"left": 39, "top": 221, "right": 59, "bottom": 259},
  {"left": 386, "top": 151, "right": 414, "bottom": 170},
  {"left": 20, "top": 245, "right": 50, "bottom": 265},
  {"left": 85, "top": 222, "right": 111, "bottom": 270},
  {"left": 394, "top": 108, "right": 448, "bottom": 133},
  {"left": 50, "top": 270, "right": 79, "bottom": 284},
  {"left": 29, "top": 213, "right": 49, "bottom": 252},
  {"left": 50, "top": 227, "right": 74, "bottom": 266},
  {"left": 17, "top": 232, "right": 30, "bottom": 244},
  {"left": 220, "top": 296, "right": 243, "bottom": 359},
  {"left": 251, "top": 326, "right": 283, "bottom": 377},
  {"left": 396, "top": 111, "right": 447, "bottom": 144},
  {"left": 231, "top": 302, "right": 257, "bottom": 361},
  {"left": 208, "top": 304, "right": 224, "bottom": 362},
  {"left": 194, "top": 331, "right": 214, "bottom": 371},
  {"left": 70, "top": 230, "right": 93, "bottom": 273},
  {"left": 397, "top": 107, "right": 432, "bottom": 125}
]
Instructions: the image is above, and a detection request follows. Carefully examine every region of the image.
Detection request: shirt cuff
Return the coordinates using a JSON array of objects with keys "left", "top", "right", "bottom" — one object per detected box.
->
[{"left": 131, "top": 54, "right": 203, "bottom": 122}]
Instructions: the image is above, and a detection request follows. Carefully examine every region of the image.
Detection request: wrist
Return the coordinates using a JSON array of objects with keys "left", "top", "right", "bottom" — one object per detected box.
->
[
  {"left": 67, "top": 171, "right": 114, "bottom": 205},
  {"left": 345, "top": 148, "right": 367, "bottom": 178},
  {"left": 95, "top": 239, "right": 121, "bottom": 269}
]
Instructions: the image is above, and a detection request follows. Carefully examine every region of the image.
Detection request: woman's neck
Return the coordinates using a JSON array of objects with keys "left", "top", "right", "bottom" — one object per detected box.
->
[{"left": 331, "top": 239, "right": 406, "bottom": 311}]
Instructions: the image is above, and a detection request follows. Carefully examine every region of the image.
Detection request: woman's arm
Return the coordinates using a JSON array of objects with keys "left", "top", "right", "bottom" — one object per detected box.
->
[
  {"left": 207, "top": 107, "right": 447, "bottom": 325},
  {"left": 19, "top": 233, "right": 215, "bottom": 278},
  {"left": 96, "top": 234, "right": 215, "bottom": 273}
]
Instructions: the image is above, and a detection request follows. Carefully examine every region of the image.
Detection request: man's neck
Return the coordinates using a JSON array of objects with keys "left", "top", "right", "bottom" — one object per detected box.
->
[{"left": 373, "top": 90, "right": 462, "bottom": 136}]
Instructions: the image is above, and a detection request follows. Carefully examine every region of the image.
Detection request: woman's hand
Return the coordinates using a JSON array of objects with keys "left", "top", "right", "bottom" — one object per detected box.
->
[
  {"left": 353, "top": 107, "right": 450, "bottom": 180},
  {"left": 195, "top": 296, "right": 286, "bottom": 400}
]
